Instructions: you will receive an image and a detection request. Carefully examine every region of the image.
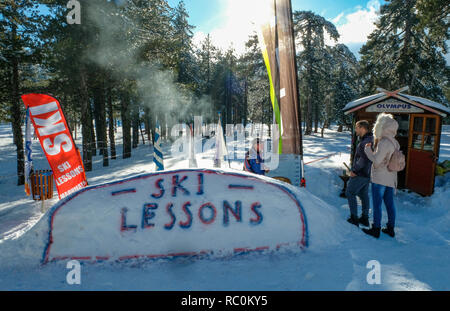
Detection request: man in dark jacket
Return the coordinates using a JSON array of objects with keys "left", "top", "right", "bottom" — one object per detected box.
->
[{"left": 346, "top": 120, "right": 373, "bottom": 227}]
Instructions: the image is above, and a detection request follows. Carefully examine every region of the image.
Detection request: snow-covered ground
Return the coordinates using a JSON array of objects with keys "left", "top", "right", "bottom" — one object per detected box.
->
[{"left": 0, "top": 123, "right": 449, "bottom": 290}]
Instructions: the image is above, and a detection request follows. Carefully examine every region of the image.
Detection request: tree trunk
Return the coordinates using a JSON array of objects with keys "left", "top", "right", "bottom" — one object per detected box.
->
[
  {"left": 225, "top": 71, "right": 232, "bottom": 125},
  {"left": 10, "top": 23, "right": 24, "bottom": 185},
  {"left": 144, "top": 107, "right": 152, "bottom": 143},
  {"left": 139, "top": 123, "right": 145, "bottom": 145},
  {"left": 398, "top": 0, "right": 414, "bottom": 87},
  {"left": 108, "top": 86, "right": 116, "bottom": 160},
  {"left": 145, "top": 116, "right": 150, "bottom": 143},
  {"left": 321, "top": 121, "right": 326, "bottom": 138},
  {"left": 132, "top": 101, "right": 139, "bottom": 149},
  {"left": 149, "top": 109, "right": 155, "bottom": 144},
  {"left": 79, "top": 68, "right": 93, "bottom": 171},
  {"left": 93, "top": 78, "right": 108, "bottom": 166},
  {"left": 121, "top": 93, "right": 132, "bottom": 159},
  {"left": 93, "top": 90, "right": 104, "bottom": 157},
  {"left": 100, "top": 81, "right": 108, "bottom": 166},
  {"left": 326, "top": 97, "right": 331, "bottom": 129},
  {"left": 162, "top": 114, "right": 167, "bottom": 139},
  {"left": 89, "top": 105, "right": 96, "bottom": 157},
  {"left": 305, "top": 92, "right": 312, "bottom": 135},
  {"left": 304, "top": 24, "right": 313, "bottom": 135},
  {"left": 314, "top": 97, "right": 319, "bottom": 133},
  {"left": 244, "top": 79, "right": 248, "bottom": 127},
  {"left": 302, "top": 102, "right": 306, "bottom": 134}
]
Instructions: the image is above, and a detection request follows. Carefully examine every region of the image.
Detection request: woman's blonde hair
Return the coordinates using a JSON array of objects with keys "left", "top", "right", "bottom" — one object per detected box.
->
[
  {"left": 373, "top": 113, "right": 394, "bottom": 140},
  {"left": 373, "top": 113, "right": 394, "bottom": 147}
]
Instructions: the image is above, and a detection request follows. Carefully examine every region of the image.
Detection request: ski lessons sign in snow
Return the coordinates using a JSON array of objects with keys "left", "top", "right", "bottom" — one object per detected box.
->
[{"left": 42, "top": 169, "right": 308, "bottom": 263}]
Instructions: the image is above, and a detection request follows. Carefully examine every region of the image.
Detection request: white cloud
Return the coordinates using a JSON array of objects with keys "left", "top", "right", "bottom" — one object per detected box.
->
[
  {"left": 331, "top": 12, "right": 345, "bottom": 25},
  {"left": 321, "top": 0, "right": 381, "bottom": 57},
  {"left": 336, "top": 0, "right": 380, "bottom": 44},
  {"left": 192, "top": 0, "right": 269, "bottom": 55},
  {"left": 193, "top": 0, "right": 383, "bottom": 57},
  {"left": 330, "top": 1, "right": 450, "bottom": 62}
]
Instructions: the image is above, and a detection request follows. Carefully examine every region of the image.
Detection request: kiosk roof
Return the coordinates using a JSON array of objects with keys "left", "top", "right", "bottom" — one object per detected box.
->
[{"left": 343, "top": 93, "right": 450, "bottom": 115}]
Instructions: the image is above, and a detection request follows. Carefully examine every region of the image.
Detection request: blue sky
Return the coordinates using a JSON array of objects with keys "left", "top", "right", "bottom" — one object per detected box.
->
[
  {"left": 168, "top": 0, "right": 378, "bottom": 33},
  {"left": 168, "top": 0, "right": 387, "bottom": 57}
]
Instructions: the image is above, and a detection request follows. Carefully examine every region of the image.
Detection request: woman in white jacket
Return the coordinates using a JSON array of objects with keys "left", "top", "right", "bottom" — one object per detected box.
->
[{"left": 362, "top": 113, "right": 400, "bottom": 238}]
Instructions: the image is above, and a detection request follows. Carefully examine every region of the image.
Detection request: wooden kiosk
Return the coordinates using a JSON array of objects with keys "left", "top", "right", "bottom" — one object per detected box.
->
[{"left": 343, "top": 87, "right": 450, "bottom": 196}]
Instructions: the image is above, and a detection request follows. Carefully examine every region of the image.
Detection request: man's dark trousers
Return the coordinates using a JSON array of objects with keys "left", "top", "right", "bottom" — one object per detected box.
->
[{"left": 346, "top": 176, "right": 370, "bottom": 218}]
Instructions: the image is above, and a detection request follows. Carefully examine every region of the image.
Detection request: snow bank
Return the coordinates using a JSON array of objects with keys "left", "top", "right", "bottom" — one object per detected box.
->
[
  {"left": 0, "top": 169, "right": 346, "bottom": 266},
  {"left": 41, "top": 169, "right": 308, "bottom": 263}
]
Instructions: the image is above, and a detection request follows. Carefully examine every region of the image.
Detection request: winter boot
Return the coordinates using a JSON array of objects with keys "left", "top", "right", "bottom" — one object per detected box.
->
[
  {"left": 347, "top": 215, "right": 359, "bottom": 227},
  {"left": 362, "top": 225, "right": 380, "bottom": 238},
  {"left": 382, "top": 225, "right": 395, "bottom": 238},
  {"left": 358, "top": 215, "right": 369, "bottom": 227}
]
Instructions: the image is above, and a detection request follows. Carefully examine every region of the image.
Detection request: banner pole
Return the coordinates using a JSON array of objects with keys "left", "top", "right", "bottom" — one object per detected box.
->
[{"left": 40, "top": 173, "right": 45, "bottom": 213}]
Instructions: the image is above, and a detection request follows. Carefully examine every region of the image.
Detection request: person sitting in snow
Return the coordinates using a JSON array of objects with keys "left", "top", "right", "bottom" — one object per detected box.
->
[
  {"left": 243, "top": 138, "right": 269, "bottom": 175},
  {"left": 346, "top": 120, "right": 374, "bottom": 227}
]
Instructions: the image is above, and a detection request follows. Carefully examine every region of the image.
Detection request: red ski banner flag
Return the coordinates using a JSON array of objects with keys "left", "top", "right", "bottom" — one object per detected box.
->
[{"left": 21, "top": 94, "right": 88, "bottom": 199}]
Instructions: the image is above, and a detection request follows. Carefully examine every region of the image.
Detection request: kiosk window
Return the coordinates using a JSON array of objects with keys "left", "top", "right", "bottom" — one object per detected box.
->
[
  {"left": 423, "top": 135, "right": 436, "bottom": 151},
  {"left": 394, "top": 114, "right": 410, "bottom": 137},
  {"left": 412, "top": 134, "right": 423, "bottom": 149},
  {"left": 410, "top": 115, "right": 439, "bottom": 152},
  {"left": 426, "top": 118, "right": 436, "bottom": 134},
  {"left": 413, "top": 117, "right": 424, "bottom": 132}
]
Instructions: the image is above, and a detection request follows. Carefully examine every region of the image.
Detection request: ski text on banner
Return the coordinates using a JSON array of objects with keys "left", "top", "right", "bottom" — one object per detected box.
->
[{"left": 21, "top": 94, "right": 87, "bottom": 199}]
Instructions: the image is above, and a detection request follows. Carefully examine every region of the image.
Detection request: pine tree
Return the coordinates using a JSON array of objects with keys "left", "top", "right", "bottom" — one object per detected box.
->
[
  {"left": 416, "top": 0, "right": 449, "bottom": 49},
  {"left": 293, "top": 11, "right": 339, "bottom": 134},
  {"left": 39, "top": 0, "right": 102, "bottom": 170},
  {"left": 172, "top": 1, "right": 196, "bottom": 85},
  {"left": 107, "top": 83, "right": 116, "bottom": 160},
  {"left": 240, "top": 33, "right": 272, "bottom": 128},
  {"left": 121, "top": 87, "right": 132, "bottom": 159},
  {"left": 195, "top": 34, "right": 217, "bottom": 96},
  {"left": 359, "top": 0, "right": 448, "bottom": 103},
  {"left": 329, "top": 44, "right": 360, "bottom": 131},
  {"left": 1, "top": 0, "right": 41, "bottom": 185}
]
